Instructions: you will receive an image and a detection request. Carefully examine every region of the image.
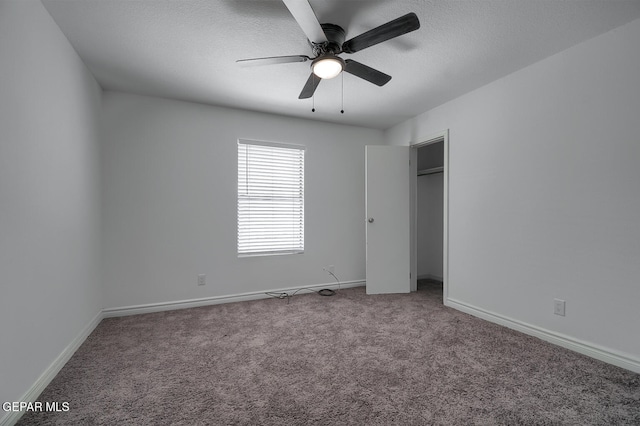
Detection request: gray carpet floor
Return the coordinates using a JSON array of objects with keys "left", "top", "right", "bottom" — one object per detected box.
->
[{"left": 18, "top": 281, "right": 640, "bottom": 425}]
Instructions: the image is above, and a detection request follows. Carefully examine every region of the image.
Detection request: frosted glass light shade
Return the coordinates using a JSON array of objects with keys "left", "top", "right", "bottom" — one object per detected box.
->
[{"left": 312, "top": 57, "right": 344, "bottom": 79}]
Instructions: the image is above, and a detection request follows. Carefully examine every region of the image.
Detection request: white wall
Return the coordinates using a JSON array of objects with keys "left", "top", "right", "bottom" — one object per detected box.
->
[
  {"left": 386, "top": 18, "right": 640, "bottom": 361},
  {"left": 101, "top": 91, "right": 383, "bottom": 309},
  {"left": 417, "top": 173, "right": 443, "bottom": 279},
  {"left": 0, "top": 0, "right": 103, "bottom": 417}
]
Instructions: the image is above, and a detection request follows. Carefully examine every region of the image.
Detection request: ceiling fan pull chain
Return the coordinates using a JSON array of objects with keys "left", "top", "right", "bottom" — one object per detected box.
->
[
  {"left": 341, "top": 73, "right": 344, "bottom": 114},
  {"left": 312, "top": 75, "right": 316, "bottom": 112}
]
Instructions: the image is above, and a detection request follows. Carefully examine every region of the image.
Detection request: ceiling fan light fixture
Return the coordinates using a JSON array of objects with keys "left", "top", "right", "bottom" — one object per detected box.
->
[{"left": 312, "top": 56, "right": 344, "bottom": 79}]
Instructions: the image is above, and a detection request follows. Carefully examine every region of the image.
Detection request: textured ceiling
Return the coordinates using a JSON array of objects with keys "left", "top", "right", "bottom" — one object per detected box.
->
[{"left": 42, "top": 0, "right": 640, "bottom": 130}]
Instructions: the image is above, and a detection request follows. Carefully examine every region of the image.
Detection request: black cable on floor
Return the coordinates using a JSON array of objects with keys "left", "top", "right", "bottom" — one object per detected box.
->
[{"left": 265, "top": 271, "right": 341, "bottom": 303}]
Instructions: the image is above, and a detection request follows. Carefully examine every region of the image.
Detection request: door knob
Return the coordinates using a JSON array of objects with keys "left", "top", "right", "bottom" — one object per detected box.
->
[{"left": 368, "top": 217, "right": 374, "bottom": 223}]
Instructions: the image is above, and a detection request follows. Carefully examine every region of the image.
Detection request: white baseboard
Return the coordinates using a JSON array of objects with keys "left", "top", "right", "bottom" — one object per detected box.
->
[
  {"left": 445, "top": 297, "right": 640, "bottom": 374},
  {"left": 0, "top": 310, "right": 104, "bottom": 426},
  {"left": 103, "top": 280, "right": 365, "bottom": 318}
]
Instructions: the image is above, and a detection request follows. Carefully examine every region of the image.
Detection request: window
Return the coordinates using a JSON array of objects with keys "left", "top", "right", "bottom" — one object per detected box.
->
[{"left": 237, "top": 140, "right": 305, "bottom": 256}]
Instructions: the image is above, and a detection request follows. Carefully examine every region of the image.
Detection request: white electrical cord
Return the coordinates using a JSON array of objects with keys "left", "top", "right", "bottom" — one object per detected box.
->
[{"left": 322, "top": 268, "right": 341, "bottom": 292}]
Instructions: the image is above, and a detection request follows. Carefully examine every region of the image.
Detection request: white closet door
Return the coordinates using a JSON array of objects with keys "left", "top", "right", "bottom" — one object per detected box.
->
[{"left": 365, "top": 146, "right": 411, "bottom": 294}]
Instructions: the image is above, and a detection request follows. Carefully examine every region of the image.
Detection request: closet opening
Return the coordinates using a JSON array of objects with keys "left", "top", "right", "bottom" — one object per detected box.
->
[
  {"left": 410, "top": 130, "right": 448, "bottom": 303},
  {"left": 416, "top": 141, "right": 444, "bottom": 296}
]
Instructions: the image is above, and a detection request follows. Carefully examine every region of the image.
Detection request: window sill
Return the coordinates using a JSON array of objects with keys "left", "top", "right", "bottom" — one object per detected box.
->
[{"left": 238, "top": 251, "right": 304, "bottom": 258}]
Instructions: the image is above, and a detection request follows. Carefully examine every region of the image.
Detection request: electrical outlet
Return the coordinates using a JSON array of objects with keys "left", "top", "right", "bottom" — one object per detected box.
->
[
  {"left": 197, "top": 274, "right": 206, "bottom": 286},
  {"left": 554, "top": 299, "right": 565, "bottom": 316}
]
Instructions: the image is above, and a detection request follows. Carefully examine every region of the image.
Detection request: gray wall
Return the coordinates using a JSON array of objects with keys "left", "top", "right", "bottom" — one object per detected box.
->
[
  {"left": 0, "top": 0, "right": 103, "bottom": 416},
  {"left": 417, "top": 142, "right": 444, "bottom": 171},
  {"left": 417, "top": 172, "right": 443, "bottom": 279},
  {"left": 386, "top": 17, "right": 640, "bottom": 365},
  {"left": 100, "top": 91, "right": 384, "bottom": 309}
]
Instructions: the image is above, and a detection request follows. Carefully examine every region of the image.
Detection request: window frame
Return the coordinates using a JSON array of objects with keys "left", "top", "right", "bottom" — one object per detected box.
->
[{"left": 237, "top": 139, "right": 305, "bottom": 257}]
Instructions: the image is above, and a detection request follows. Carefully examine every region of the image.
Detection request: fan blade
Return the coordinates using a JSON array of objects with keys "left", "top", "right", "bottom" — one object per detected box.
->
[
  {"left": 237, "top": 55, "right": 311, "bottom": 67},
  {"left": 282, "top": 0, "right": 327, "bottom": 43},
  {"left": 344, "top": 60, "right": 391, "bottom": 86},
  {"left": 298, "top": 73, "right": 321, "bottom": 99},
  {"left": 342, "top": 12, "right": 420, "bottom": 54}
]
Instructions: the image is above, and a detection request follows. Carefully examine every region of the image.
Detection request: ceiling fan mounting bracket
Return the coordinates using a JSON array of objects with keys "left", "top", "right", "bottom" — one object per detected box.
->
[{"left": 309, "top": 23, "right": 346, "bottom": 56}]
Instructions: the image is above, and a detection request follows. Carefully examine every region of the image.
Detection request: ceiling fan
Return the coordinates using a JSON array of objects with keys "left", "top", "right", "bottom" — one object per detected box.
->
[{"left": 237, "top": 0, "right": 420, "bottom": 99}]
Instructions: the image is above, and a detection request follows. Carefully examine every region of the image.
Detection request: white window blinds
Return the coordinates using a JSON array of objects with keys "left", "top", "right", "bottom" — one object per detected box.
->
[{"left": 237, "top": 140, "right": 305, "bottom": 256}]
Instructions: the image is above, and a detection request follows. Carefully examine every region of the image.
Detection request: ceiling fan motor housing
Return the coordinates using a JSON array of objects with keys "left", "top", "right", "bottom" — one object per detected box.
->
[{"left": 310, "top": 23, "right": 346, "bottom": 56}]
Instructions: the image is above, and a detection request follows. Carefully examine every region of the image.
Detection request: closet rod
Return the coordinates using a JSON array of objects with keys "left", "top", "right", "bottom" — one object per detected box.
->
[{"left": 417, "top": 166, "right": 443, "bottom": 176}]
